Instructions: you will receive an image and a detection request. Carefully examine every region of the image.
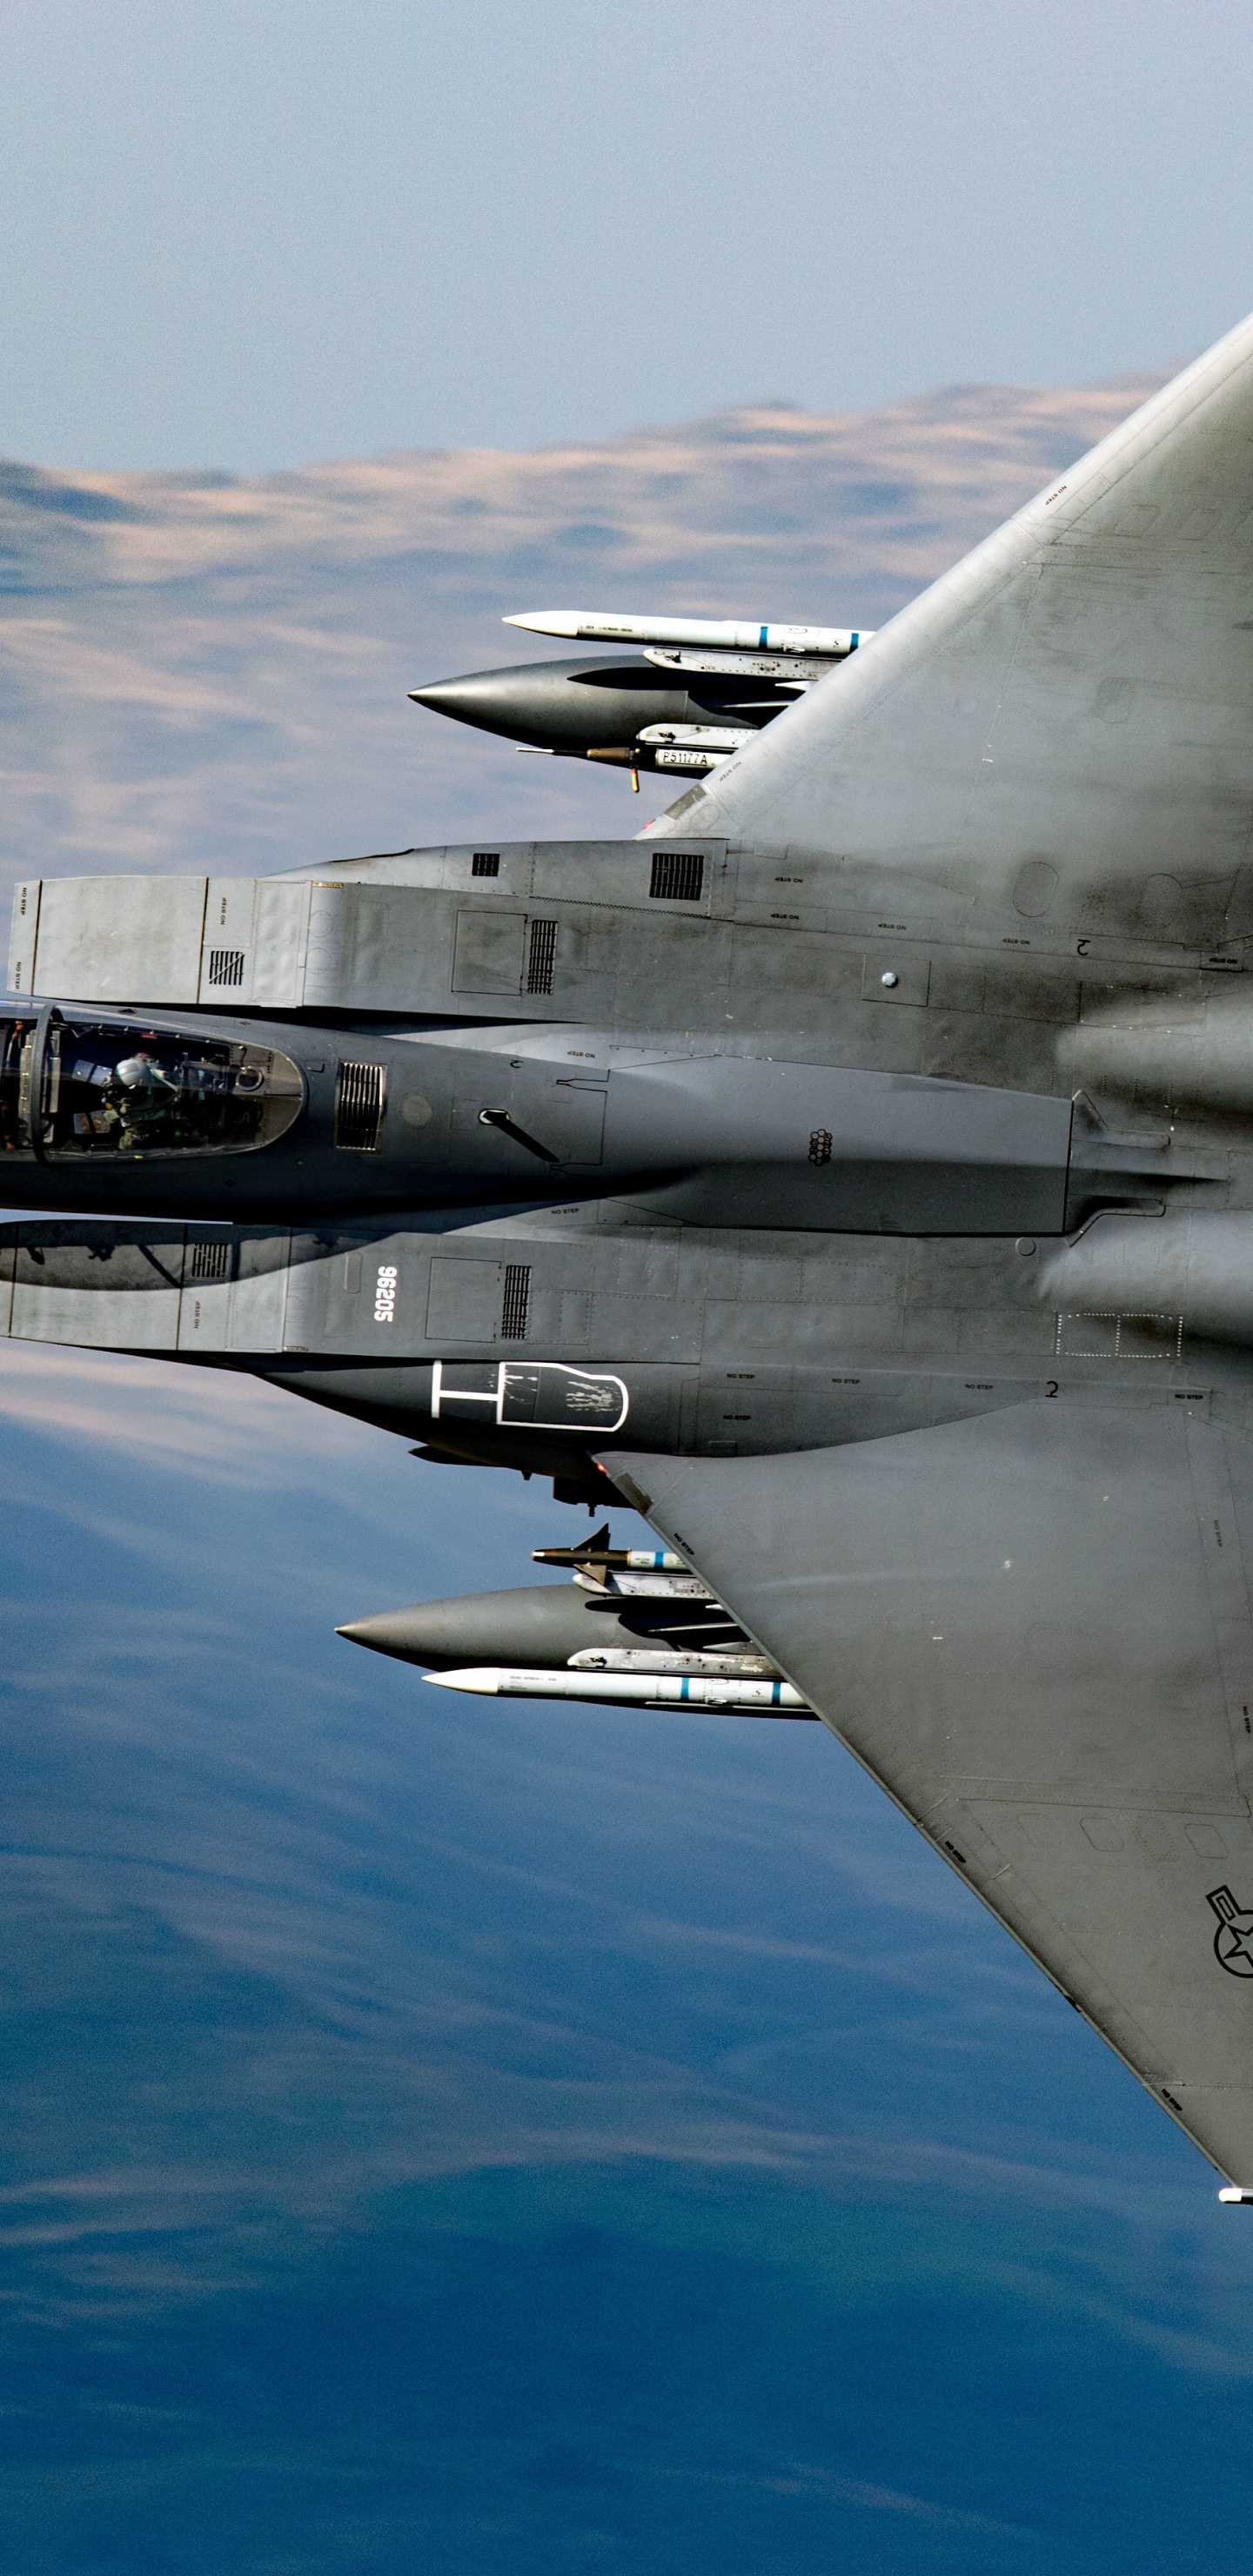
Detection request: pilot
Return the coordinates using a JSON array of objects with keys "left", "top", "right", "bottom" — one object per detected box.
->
[{"left": 106, "top": 1050, "right": 179, "bottom": 1149}]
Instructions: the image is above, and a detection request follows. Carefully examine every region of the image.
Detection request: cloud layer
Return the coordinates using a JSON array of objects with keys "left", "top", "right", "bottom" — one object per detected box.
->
[{"left": 0, "top": 376, "right": 1159, "bottom": 889}]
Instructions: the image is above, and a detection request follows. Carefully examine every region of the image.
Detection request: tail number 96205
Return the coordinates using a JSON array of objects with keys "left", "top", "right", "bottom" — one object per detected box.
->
[{"left": 374, "top": 1263, "right": 399, "bottom": 1324}]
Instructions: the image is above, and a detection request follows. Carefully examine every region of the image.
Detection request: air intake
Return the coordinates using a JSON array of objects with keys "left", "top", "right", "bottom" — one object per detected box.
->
[
  {"left": 501, "top": 1263, "right": 531, "bottom": 1340},
  {"left": 206, "top": 948, "right": 246, "bottom": 987},
  {"left": 334, "top": 1061, "right": 387, "bottom": 1152},
  {"left": 188, "top": 1239, "right": 232, "bottom": 1283},
  {"left": 526, "top": 919, "right": 558, "bottom": 996},
  {"left": 649, "top": 849, "right": 704, "bottom": 902}
]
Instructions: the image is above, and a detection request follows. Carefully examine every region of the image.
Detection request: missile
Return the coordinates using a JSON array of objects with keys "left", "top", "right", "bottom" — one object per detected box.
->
[
  {"left": 530, "top": 1533, "right": 714, "bottom": 1600},
  {"left": 532, "top": 1532, "right": 686, "bottom": 1572},
  {"left": 423, "top": 1665, "right": 814, "bottom": 1716},
  {"left": 503, "top": 611, "right": 867, "bottom": 657}
]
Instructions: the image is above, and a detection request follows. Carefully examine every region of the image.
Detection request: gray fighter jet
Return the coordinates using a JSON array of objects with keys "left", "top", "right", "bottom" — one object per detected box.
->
[{"left": 10, "top": 312, "right": 1253, "bottom": 2195}]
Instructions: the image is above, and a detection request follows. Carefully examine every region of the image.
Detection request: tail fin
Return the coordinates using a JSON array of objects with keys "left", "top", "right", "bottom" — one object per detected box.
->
[{"left": 646, "top": 310, "right": 1253, "bottom": 955}]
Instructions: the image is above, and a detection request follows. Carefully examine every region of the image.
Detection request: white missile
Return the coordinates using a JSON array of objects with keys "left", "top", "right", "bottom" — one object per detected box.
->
[
  {"left": 503, "top": 610, "right": 866, "bottom": 658},
  {"left": 423, "top": 1665, "right": 814, "bottom": 1715}
]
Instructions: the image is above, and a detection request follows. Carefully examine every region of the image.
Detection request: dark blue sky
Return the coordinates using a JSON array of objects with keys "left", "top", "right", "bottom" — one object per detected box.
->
[{"left": 1, "top": 1353, "right": 1251, "bottom": 2569}]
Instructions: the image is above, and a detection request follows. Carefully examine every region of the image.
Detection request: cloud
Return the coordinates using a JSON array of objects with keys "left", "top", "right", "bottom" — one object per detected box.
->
[
  {"left": 0, "top": 375, "right": 1164, "bottom": 888},
  {"left": 0, "top": 1340, "right": 368, "bottom": 1486}
]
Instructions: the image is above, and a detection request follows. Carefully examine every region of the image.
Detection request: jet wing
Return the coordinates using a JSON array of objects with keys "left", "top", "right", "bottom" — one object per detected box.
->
[
  {"left": 605, "top": 1399, "right": 1253, "bottom": 2188},
  {"left": 656, "top": 309, "right": 1253, "bottom": 944}
]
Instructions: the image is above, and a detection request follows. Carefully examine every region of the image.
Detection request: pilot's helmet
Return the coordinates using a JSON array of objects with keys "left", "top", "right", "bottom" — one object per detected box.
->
[{"left": 114, "top": 1053, "right": 167, "bottom": 1090}]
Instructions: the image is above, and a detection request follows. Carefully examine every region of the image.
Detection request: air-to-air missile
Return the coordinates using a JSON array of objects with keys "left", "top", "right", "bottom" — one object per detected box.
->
[
  {"left": 425, "top": 1668, "right": 811, "bottom": 1713},
  {"left": 410, "top": 607, "right": 874, "bottom": 786},
  {"left": 337, "top": 1526, "right": 815, "bottom": 1717}
]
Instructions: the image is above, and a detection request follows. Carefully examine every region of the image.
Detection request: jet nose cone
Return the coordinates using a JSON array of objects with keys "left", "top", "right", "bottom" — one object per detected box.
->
[
  {"left": 408, "top": 674, "right": 497, "bottom": 718},
  {"left": 337, "top": 1609, "right": 447, "bottom": 1665},
  {"left": 336, "top": 1585, "right": 602, "bottom": 1672},
  {"left": 408, "top": 656, "right": 641, "bottom": 750}
]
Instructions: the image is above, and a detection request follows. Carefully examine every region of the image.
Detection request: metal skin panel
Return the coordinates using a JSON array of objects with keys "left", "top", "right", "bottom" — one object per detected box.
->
[
  {"left": 425, "top": 1258, "right": 505, "bottom": 1343},
  {"left": 1061, "top": 989, "right": 1253, "bottom": 1113},
  {"left": 0, "top": 1230, "right": 300, "bottom": 1354},
  {"left": 1044, "top": 1211, "right": 1253, "bottom": 1348},
  {"left": 27, "top": 875, "right": 209, "bottom": 1005},
  {"left": 604, "top": 1412, "right": 1253, "bottom": 2187},
  {"left": 11, "top": 857, "right": 1248, "bottom": 1059},
  {"left": 195, "top": 879, "right": 312, "bottom": 1008},
  {"left": 8, "top": 882, "right": 39, "bottom": 995},
  {"left": 180, "top": 1233, "right": 296, "bottom": 1354},
  {"left": 10, "top": 1230, "right": 186, "bottom": 1350},
  {"left": 451, "top": 909, "right": 527, "bottom": 995},
  {"left": 198, "top": 881, "right": 258, "bottom": 1003}
]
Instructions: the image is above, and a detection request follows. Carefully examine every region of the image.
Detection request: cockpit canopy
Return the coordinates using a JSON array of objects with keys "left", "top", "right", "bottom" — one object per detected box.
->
[{"left": 0, "top": 1014, "right": 304, "bottom": 1159}]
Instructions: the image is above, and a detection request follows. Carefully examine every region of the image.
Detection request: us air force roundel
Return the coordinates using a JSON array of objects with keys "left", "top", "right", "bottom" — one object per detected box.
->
[{"left": 1208, "top": 1887, "right": 1253, "bottom": 1978}]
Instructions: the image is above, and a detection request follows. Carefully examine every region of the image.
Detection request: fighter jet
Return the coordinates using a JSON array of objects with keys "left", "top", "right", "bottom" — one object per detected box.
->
[
  {"left": 10, "top": 311, "right": 1253, "bottom": 2197},
  {"left": 410, "top": 609, "right": 870, "bottom": 785}
]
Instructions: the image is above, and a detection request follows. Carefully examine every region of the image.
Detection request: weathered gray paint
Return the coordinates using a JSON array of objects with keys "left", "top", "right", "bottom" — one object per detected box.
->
[
  {"left": 611, "top": 1414, "right": 1253, "bottom": 2188},
  {"left": 649, "top": 308, "right": 1253, "bottom": 933}
]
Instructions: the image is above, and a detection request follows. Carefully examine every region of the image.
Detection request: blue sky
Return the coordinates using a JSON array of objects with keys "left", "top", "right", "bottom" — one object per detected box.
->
[
  {"left": 3, "top": 1351, "right": 1253, "bottom": 2570},
  {"left": 3, "top": 9, "right": 1253, "bottom": 2565},
  {"left": 2, "top": 0, "right": 1253, "bottom": 470}
]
